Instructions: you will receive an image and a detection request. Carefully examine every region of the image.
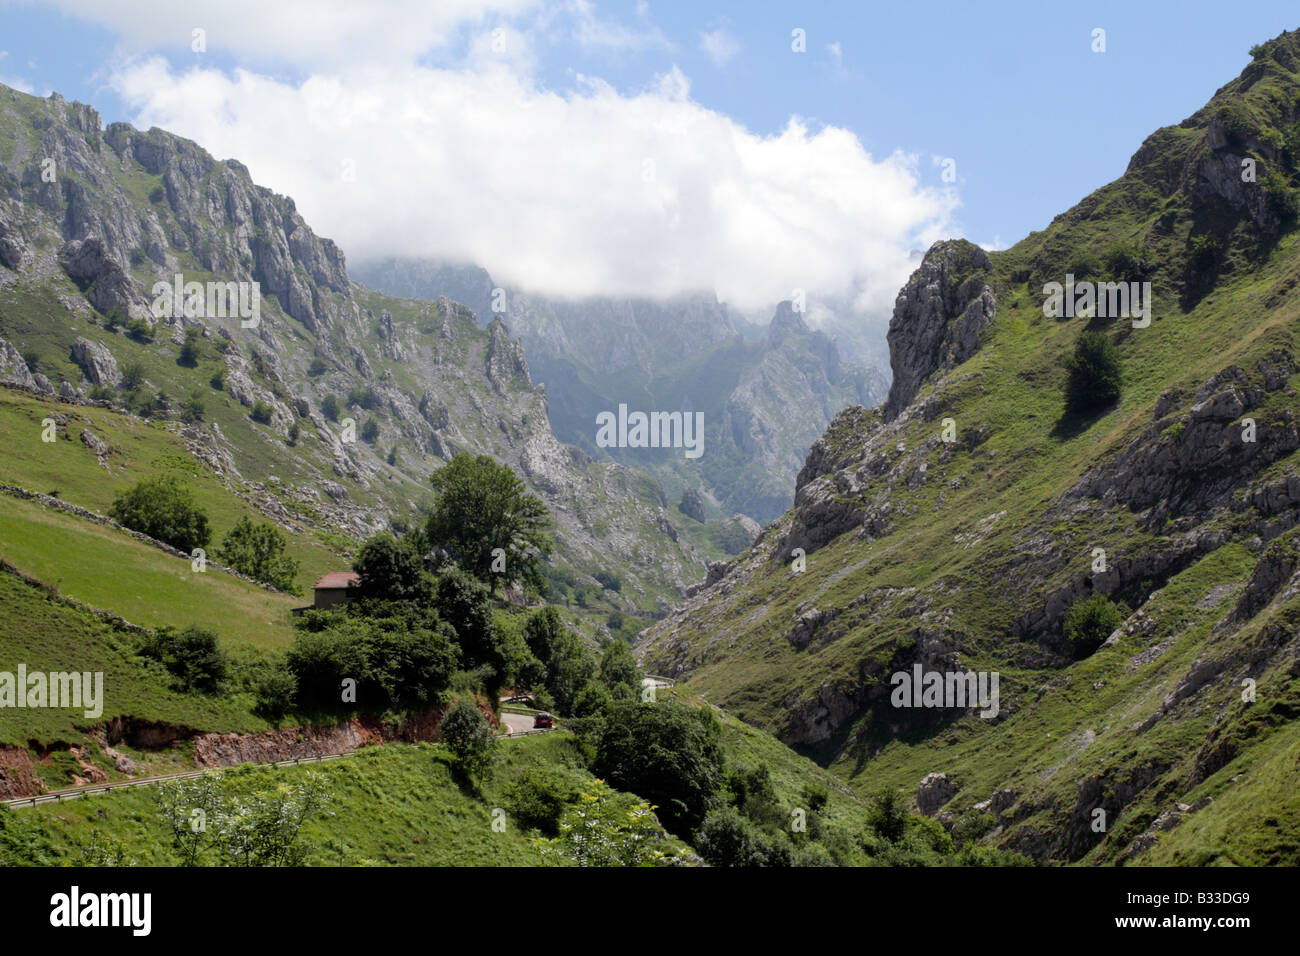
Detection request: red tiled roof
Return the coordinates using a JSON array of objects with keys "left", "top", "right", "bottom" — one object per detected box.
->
[{"left": 313, "top": 571, "right": 360, "bottom": 590}]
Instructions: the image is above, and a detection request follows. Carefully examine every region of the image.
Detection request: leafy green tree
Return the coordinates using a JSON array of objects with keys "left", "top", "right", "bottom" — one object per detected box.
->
[
  {"left": 142, "top": 625, "right": 228, "bottom": 693},
  {"left": 435, "top": 569, "right": 506, "bottom": 690},
  {"left": 108, "top": 475, "right": 210, "bottom": 552},
  {"left": 217, "top": 516, "right": 300, "bottom": 592},
  {"left": 250, "top": 400, "right": 273, "bottom": 424},
  {"left": 320, "top": 394, "right": 339, "bottom": 421},
  {"left": 598, "top": 639, "right": 642, "bottom": 702},
  {"left": 352, "top": 532, "right": 427, "bottom": 602},
  {"left": 1064, "top": 593, "right": 1126, "bottom": 654},
  {"left": 1065, "top": 330, "right": 1123, "bottom": 414},
  {"left": 538, "top": 780, "right": 681, "bottom": 866},
  {"left": 439, "top": 698, "right": 495, "bottom": 783},
  {"left": 360, "top": 418, "right": 380, "bottom": 443},
  {"left": 592, "top": 700, "right": 725, "bottom": 837},
  {"left": 426, "top": 453, "right": 552, "bottom": 592}
]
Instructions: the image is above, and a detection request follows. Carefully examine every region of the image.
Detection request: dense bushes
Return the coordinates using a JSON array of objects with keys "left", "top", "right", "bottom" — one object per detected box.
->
[{"left": 287, "top": 608, "right": 458, "bottom": 712}]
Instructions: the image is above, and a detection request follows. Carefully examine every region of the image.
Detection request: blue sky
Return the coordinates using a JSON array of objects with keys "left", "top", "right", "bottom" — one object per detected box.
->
[{"left": 0, "top": 0, "right": 1296, "bottom": 314}]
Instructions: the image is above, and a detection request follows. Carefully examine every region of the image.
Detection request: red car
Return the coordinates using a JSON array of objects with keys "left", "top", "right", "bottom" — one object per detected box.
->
[{"left": 533, "top": 712, "right": 553, "bottom": 729}]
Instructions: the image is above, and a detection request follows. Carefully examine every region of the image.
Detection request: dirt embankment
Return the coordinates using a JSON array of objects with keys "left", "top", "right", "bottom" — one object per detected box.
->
[{"left": 0, "top": 698, "right": 500, "bottom": 796}]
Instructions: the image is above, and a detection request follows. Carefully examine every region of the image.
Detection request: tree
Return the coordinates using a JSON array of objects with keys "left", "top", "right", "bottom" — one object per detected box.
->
[
  {"left": 598, "top": 639, "right": 641, "bottom": 702},
  {"left": 439, "top": 698, "right": 495, "bottom": 783},
  {"left": 435, "top": 569, "right": 505, "bottom": 688},
  {"left": 352, "top": 532, "right": 427, "bottom": 602},
  {"left": 217, "top": 516, "right": 300, "bottom": 592},
  {"left": 108, "top": 475, "right": 210, "bottom": 552},
  {"left": 360, "top": 418, "right": 380, "bottom": 444},
  {"left": 866, "top": 787, "right": 909, "bottom": 843},
  {"left": 1065, "top": 330, "right": 1123, "bottom": 414},
  {"left": 426, "top": 453, "right": 552, "bottom": 592},
  {"left": 1064, "top": 593, "right": 1126, "bottom": 654},
  {"left": 320, "top": 394, "right": 339, "bottom": 421},
  {"left": 250, "top": 400, "right": 273, "bottom": 424},
  {"left": 538, "top": 780, "right": 681, "bottom": 867},
  {"left": 142, "top": 625, "right": 228, "bottom": 693},
  {"left": 308, "top": 358, "right": 327, "bottom": 376},
  {"left": 592, "top": 700, "right": 725, "bottom": 837}
]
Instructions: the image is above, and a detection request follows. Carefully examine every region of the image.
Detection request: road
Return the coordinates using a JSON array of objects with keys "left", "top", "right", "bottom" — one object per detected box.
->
[{"left": 500, "top": 712, "right": 536, "bottom": 734}]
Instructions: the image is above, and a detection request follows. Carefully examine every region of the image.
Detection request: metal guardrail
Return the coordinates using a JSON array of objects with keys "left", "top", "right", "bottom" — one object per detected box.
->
[{"left": 3, "top": 729, "right": 553, "bottom": 810}]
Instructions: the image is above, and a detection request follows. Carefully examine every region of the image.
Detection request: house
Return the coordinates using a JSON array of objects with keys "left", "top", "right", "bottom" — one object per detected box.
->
[{"left": 292, "top": 571, "right": 359, "bottom": 615}]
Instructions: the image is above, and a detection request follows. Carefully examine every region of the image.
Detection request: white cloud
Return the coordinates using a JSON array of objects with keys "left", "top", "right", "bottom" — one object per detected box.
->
[
  {"left": 23, "top": 0, "right": 539, "bottom": 69},
  {"left": 110, "top": 56, "right": 957, "bottom": 314},
  {"left": 699, "top": 26, "right": 739, "bottom": 67},
  {"left": 564, "top": 0, "right": 671, "bottom": 53}
]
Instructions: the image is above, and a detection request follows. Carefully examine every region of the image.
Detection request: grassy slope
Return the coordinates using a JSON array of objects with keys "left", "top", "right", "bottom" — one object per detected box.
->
[
  {"left": 0, "top": 570, "right": 268, "bottom": 748},
  {"left": 18, "top": 732, "right": 699, "bottom": 866}
]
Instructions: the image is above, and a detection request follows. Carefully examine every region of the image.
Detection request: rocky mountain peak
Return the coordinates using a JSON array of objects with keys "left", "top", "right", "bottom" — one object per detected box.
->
[{"left": 883, "top": 238, "right": 995, "bottom": 420}]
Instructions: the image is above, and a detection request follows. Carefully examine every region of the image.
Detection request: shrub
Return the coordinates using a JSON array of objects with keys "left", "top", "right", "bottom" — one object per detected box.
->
[
  {"left": 180, "top": 391, "right": 205, "bottom": 423},
  {"left": 504, "top": 768, "right": 577, "bottom": 835},
  {"left": 21, "top": 350, "right": 39, "bottom": 373},
  {"left": 209, "top": 369, "right": 225, "bottom": 391},
  {"left": 695, "top": 807, "right": 791, "bottom": 867},
  {"left": 593, "top": 570, "right": 622, "bottom": 592},
  {"left": 250, "top": 400, "right": 273, "bottom": 424},
  {"left": 1103, "top": 239, "right": 1152, "bottom": 281},
  {"left": 125, "top": 318, "right": 155, "bottom": 343},
  {"left": 346, "top": 387, "right": 379, "bottom": 410},
  {"left": 320, "top": 394, "right": 339, "bottom": 421},
  {"left": 360, "top": 418, "right": 380, "bottom": 443},
  {"left": 178, "top": 328, "right": 203, "bottom": 367},
  {"left": 287, "top": 421, "right": 300, "bottom": 446},
  {"left": 1064, "top": 330, "right": 1123, "bottom": 414},
  {"left": 120, "top": 361, "right": 146, "bottom": 391},
  {"left": 865, "top": 787, "right": 909, "bottom": 843},
  {"left": 1064, "top": 593, "right": 1126, "bottom": 653},
  {"left": 308, "top": 358, "right": 327, "bottom": 377},
  {"left": 108, "top": 475, "right": 210, "bottom": 552}
]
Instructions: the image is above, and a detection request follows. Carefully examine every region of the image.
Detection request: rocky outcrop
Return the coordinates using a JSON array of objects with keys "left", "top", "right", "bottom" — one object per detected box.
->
[
  {"left": 916, "top": 772, "right": 960, "bottom": 815},
  {"left": 70, "top": 336, "right": 119, "bottom": 385},
  {"left": 884, "top": 239, "right": 995, "bottom": 420}
]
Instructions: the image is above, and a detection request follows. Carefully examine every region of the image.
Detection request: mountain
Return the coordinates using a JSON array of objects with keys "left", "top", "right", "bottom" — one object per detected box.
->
[
  {"left": 0, "top": 83, "right": 711, "bottom": 619},
  {"left": 637, "top": 30, "right": 1300, "bottom": 865},
  {"left": 351, "top": 257, "right": 889, "bottom": 522}
]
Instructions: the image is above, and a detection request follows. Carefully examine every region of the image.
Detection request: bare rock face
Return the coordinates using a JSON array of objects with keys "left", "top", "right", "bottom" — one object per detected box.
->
[
  {"left": 0, "top": 335, "right": 35, "bottom": 388},
  {"left": 917, "top": 772, "right": 960, "bottom": 816},
  {"left": 70, "top": 336, "right": 119, "bottom": 386},
  {"left": 58, "top": 238, "right": 139, "bottom": 317},
  {"left": 884, "top": 239, "right": 995, "bottom": 420},
  {"left": 485, "top": 316, "right": 530, "bottom": 390}
]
